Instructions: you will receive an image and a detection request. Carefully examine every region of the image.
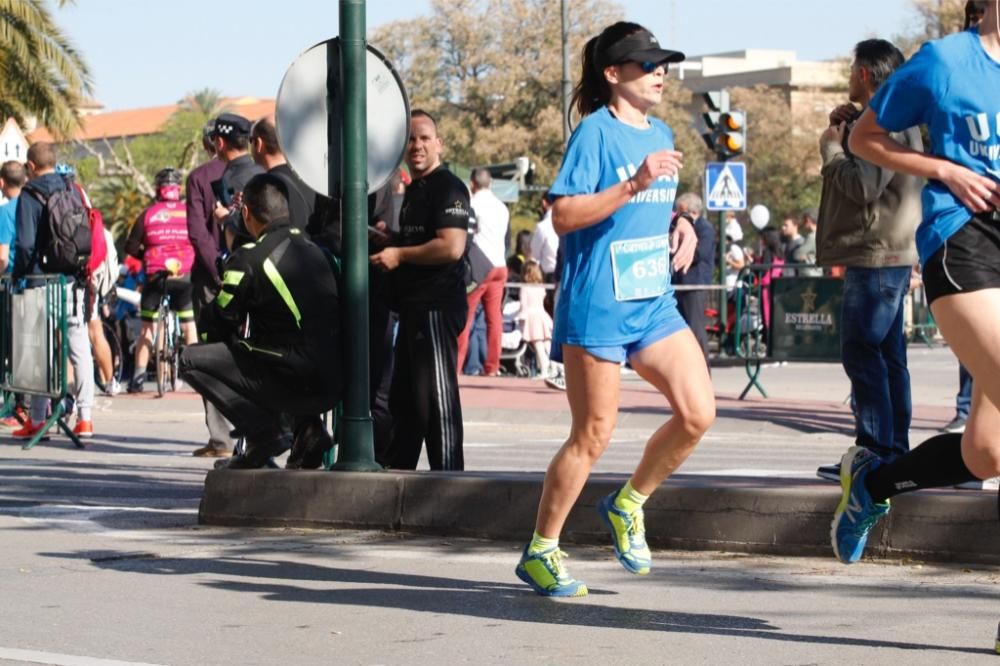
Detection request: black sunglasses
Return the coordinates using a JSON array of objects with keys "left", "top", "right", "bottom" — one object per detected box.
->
[{"left": 624, "top": 61, "right": 662, "bottom": 73}]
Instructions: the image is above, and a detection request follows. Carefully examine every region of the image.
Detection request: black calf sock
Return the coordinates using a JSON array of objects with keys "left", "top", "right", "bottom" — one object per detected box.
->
[{"left": 864, "top": 433, "right": 979, "bottom": 502}]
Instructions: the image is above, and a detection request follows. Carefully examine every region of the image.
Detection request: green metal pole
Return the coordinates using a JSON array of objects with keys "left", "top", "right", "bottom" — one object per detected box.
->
[
  {"left": 333, "top": 0, "right": 378, "bottom": 470},
  {"left": 719, "top": 211, "right": 727, "bottom": 342}
]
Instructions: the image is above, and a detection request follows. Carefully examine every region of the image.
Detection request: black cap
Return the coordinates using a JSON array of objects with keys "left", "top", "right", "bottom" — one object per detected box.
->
[
  {"left": 210, "top": 113, "right": 251, "bottom": 138},
  {"left": 598, "top": 28, "right": 685, "bottom": 70}
]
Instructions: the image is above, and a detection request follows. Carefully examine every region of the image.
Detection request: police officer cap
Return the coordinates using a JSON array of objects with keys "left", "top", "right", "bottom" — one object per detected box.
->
[{"left": 211, "top": 113, "right": 251, "bottom": 138}]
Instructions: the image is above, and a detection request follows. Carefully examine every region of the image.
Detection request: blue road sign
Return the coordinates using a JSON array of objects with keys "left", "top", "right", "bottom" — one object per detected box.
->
[{"left": 705, "top": 162, "right": 747, "bottom": 211}]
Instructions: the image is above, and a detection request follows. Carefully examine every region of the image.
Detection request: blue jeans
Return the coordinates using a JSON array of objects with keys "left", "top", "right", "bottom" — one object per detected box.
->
[
  {"left": 956, "top": 363, "right": 973, "bottom": 419},
  {"left": 840, "top": 266, "right": 912, "bottom": 460}
]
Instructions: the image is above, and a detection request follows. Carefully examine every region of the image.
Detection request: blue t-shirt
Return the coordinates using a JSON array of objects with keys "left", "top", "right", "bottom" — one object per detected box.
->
[
  {"left": 869, "top": 29, "right": 1000, "bottom": 264},
  {"left": 548, "top": 106, "right": 680, "bottom": 348},
  {"left": 0, "top": 195, "right": 17, "bottom": 272}
]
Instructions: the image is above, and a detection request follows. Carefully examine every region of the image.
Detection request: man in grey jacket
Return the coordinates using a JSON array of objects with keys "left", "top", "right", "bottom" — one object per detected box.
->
[{"left": 814, "top": 39, "right": 923, "bottom": 482}]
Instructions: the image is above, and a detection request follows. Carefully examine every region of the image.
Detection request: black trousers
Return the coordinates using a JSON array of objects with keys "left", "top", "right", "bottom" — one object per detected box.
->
[
  {"left": 370, "top": 300, "right": 397, "bottom": 463},
  {"left": 675, "top": 288, "right": 709, "bottom": 364},
  {"left": 383, "top": 304, "right": 466, "bottom": 471},
  {"left": 179, "top": 343, "right": 339, "bottom": 442}
]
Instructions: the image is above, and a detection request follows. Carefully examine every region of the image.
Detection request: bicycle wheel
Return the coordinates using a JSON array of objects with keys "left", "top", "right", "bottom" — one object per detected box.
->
[
  {"left": 155, "top": 315, "right": 168, "bottom": 398},
  {"left": 105, "top": 321, "right": 125, "bottom": 383},
  {"left": 167, "top": 316, "right": 179, "bottom": 392},
  {"left": 94, "top": 320, "right": 125, "bottom": 387}
]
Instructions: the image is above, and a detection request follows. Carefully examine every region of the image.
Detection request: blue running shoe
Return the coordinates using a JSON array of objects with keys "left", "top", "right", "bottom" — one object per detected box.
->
[
  {"left": 831, "top": 446, "right": 891, "bottom": 564},
  {"left": 597, "top": 491, "right": 652, "bottom": 575},
  {"left": 515, "top": 545, "right": 588, "bottom": 597}
]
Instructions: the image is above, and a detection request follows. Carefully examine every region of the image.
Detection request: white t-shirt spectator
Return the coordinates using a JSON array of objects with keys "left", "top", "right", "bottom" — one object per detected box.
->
[
  {"left": 725, "top": 242, "right": 745, "bottom": 289},
  {"left": 530, "top": 209, "right": 559, "bottom": 275},
  {"left": 471, "top": 188, "right": 509, "bottom": 269}
]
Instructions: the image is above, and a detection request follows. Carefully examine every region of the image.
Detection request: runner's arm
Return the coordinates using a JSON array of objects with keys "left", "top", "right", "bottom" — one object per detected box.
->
[
  {"left": 552, "top": 149, "right": 683, "bottom": 234},
  {"left": 849, "top": 109, "right": 1000, "bottom": 213}
]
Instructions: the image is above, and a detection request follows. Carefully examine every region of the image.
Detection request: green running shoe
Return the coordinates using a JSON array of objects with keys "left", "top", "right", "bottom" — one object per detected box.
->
[
  {"left": 515, "top": 545, "right": 588, "bottom": 597},
  {"left": 598, "top": 491, "right": 652, "bottom": 574}
]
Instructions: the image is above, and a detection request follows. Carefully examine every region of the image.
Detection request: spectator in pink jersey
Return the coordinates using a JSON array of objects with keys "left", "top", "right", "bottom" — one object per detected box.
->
[
  {"left": 123, "top": 168, "right": 199, "bottom": 393},
  {"left": 757, "top": 226, "right": 785, "bottom": 331}
]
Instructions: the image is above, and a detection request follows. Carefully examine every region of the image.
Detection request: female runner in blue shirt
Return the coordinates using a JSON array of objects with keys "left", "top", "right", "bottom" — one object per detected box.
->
[
  {"left": 831, "top": 1, "right": 1000, "bottom": 575},
  {"left": 515, "top": 21, "right": 716, "bottom": 597}
]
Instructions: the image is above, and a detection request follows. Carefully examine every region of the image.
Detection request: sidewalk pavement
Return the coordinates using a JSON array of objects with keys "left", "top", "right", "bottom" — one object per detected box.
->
[{"left": 199, "top": 345, "right": 1000, "bottom": 565}]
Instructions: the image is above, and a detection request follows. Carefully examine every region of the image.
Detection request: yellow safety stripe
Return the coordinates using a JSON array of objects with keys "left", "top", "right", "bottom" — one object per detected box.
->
[
  {"left": 222, "top": 271, "right": 245, "bottom": 287},
  {"left": 216, "top": 291, "right": 233, "bottom": 308},
  {"left": 238, "top": 340, "right": 283, "bottom": 357},
  {"left": 176, "top": 309, "right": 195, "bottom": 319},
  {"left": 262, "top": 257, "right": 301, "bottom": 329},
  {"left": 140, "top": 309, "right": 159, "bottom": 319}
]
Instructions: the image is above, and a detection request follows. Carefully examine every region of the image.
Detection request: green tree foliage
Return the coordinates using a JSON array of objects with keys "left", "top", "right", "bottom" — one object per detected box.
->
[
  {"left": 0, "top": 0, "right": 91, "bottom": 137},
  {"left": 895, "top": 0, "right": 971, "bottom": 54},
  {"left": 730, "top": 85, "right": 825, "bottom": 221},
  {"left": 371, "top": 0, "right": 827, "bottom": 224},
  {"left": 370, "top": 0, "right": 621, "bottom": 209}
]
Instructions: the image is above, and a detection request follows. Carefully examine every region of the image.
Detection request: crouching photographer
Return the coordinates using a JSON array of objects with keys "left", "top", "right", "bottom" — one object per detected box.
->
[{"left": 180, "top": 174, "right": 342, "bottom": 469}]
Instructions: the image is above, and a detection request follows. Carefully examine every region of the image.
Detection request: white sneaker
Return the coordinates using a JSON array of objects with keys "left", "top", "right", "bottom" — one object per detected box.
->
[
  {"left": 544, "top": 375, "right": 566, "bottom": 391},
  {"left": 103, "top": 378, "right": 122, "bottom": 396}
]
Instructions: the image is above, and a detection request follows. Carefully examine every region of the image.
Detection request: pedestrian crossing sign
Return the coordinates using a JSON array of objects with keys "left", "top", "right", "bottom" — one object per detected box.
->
[{"left": 705, "top": 162, "right": 747, "bottom": 211}]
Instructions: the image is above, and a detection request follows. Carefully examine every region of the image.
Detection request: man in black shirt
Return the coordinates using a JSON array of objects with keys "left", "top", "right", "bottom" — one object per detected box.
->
[
  {"left": 250, "top": 114, "right": 315, "bottom": 231},
  {"left": 370, "top": 109, "right": 469, "bottom": 470}
]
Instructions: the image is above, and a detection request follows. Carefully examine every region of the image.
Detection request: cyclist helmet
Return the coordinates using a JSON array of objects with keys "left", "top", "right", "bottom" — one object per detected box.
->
[
  {"left": 54, "top": 162, "right": 75, "bottom": 177},
  {"left": 154, "top": 167, "right": 182, "bottom": 201}
]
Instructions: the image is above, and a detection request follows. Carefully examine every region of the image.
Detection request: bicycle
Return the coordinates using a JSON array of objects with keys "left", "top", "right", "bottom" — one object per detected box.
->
[
  {"left": 147, "top": 271, "right": 184, "bottom": 398},
  {"left": 93, "top": 303, "right": 127, "bottom": 392}
]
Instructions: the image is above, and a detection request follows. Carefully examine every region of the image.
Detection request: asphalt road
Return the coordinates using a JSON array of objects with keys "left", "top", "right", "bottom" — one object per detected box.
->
[{"left": 2, "top": 344, "right": 997, "bottom": 665}]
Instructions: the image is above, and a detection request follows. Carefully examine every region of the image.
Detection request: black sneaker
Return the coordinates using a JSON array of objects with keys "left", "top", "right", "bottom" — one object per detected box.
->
[
  {"left": 127, "top": 376, "right": 145, "bottom": 394},
  {"left": 941, "top": 416, "right": 967, "bottom": 433},
  {"left": 816, "top": 462, "right": 841, "bottom": 483},
  {"left": 224, "top": 432, "right": 292, "bottom": 470},
  {"left": 286, "top": 416, "right": 333, "bottom": 470}
]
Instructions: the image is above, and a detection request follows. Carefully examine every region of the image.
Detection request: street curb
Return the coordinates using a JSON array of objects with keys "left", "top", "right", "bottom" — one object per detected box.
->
[{"left": 199, "top": 470, "right": 1000, "bottom": 564}]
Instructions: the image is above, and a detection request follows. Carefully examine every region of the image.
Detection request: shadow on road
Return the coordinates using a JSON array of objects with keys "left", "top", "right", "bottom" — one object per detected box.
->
[{"left": 36, "top": 549, "right": 992, "bottom": 657}]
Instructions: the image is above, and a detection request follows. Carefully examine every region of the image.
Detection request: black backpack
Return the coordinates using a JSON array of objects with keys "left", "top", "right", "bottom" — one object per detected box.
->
[{"left": 26, "top": 180, "right": 92, "bottom": 276}]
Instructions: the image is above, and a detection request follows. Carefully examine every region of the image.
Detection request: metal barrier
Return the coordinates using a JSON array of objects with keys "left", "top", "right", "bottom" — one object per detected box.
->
[
  {"left": 1, "top": 274, "right": 82, "bottom": 449},
  {"left": 907, "top": 282, "right": 937, "bottom": 347},
  {"left": 733, "top": 263, "right": 844, "bottom": 400}
]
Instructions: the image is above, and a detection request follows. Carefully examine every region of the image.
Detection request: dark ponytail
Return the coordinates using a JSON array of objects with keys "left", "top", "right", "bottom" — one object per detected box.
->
[{"left": 570, "top": 21, "right": 645, "bottom": 118}]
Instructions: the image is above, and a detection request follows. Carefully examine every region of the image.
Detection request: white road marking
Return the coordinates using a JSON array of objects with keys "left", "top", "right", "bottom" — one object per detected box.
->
[{"left": 0, "top": 647, "right": 165, "bottom": 666}]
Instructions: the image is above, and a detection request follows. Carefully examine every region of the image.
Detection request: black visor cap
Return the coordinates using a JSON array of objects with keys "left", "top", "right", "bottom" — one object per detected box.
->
[{"left": 598, "top": 28, "right": 685, "bottom": 70}]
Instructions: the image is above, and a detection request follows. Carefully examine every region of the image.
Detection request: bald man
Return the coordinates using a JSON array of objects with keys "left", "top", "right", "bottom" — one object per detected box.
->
[{"left": 250, "top": 114, "right": 315, "bottom": 231}]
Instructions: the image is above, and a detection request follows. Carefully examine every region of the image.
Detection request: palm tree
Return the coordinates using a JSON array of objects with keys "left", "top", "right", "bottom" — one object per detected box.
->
[
  {"left": 0, "top": 0, "right": 92, "bottom": 137},
  {"left": 168, "top": 88, "right": 230, "bottom": 170}
]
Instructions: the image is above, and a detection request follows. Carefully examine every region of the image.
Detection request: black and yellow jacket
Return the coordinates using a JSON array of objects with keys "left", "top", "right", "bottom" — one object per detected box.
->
[{"left": 200, "top": 219, "right": 340, "bottom": 387}]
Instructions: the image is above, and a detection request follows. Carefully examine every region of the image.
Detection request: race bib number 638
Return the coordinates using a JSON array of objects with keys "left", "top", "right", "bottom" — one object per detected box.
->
[{"left": 609, "top": 234, "right": 670, "bottom": 302}]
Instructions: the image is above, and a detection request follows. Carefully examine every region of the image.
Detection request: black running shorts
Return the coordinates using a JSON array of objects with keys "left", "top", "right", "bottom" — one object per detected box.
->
[
  {"left": 922, "top": 214, "right": 1000, "bottom": 306},
  {"left": 140, "top": 275, "right": 195, "bottom": 323}
]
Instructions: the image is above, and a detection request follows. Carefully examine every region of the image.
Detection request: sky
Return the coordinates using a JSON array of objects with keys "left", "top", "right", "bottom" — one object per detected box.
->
[{"left": 58, "top": 0, "right": 917, "bottom": 111}]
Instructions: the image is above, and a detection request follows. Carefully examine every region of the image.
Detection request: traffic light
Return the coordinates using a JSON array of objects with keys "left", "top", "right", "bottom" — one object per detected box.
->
[
  {"left": 701, "top": 90, "right": 746, "bottom": 161},
  {"left": 717, "top": 111, "right": 745, "bottom": 159}
]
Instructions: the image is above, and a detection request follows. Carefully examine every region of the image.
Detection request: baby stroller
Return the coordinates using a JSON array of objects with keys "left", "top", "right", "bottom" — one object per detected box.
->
[{"left": 499, "top": 288, "right": 533, "bottom": 377}]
